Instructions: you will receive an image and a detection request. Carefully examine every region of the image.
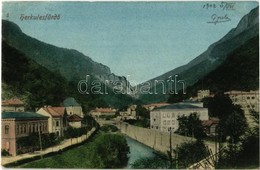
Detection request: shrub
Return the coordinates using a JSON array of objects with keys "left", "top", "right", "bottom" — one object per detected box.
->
[{"left": 1, "top": 149, "right": 10, "bottom": 156}]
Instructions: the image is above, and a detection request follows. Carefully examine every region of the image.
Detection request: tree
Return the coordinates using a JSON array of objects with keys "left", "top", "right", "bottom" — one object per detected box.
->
[
  {"left": 136, "top": 104, "right": 150, "bottom": 119},
  {"left": 224, "top": 111, "right": 248, "bottom": 143},
  {"left": 176, "top": 113, "right": 206, "bottom": 139},
  {"left": 175, "top": 140, "right": 209, "bottom": 168},
  {"left": 89, "top": 134, "right": 130, "bottom": 168}
]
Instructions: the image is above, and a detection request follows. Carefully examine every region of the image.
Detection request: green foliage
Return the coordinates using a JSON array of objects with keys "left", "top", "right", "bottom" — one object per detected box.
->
[
  {"left": 100, "top": 125, "right": 119, "bottom": 133},
  {"left": 89, "top": 133, "right": 130, "bottom": 168},
  {"left": 205, "top": 93, "right": 247, "bottom": 141},
  {"left": 99, "top": 115, "right": 116, "bottom": 120},
  {"left": 136, "top": 105, "right": 150, "bottom": 119},
  {"left": 1, "top": 149, "right": 10, "bottom": 156},
  {"left": 16, "top": 133, "right": 60, "bottom": 154},
  {"left": 123, "top": 119, "right": 150, "bottom": 128},
  {"left": 64, "top": 126, "right": 89, "bottom": 139},
  {"left": 20, "top": 133, "right": 129, "bottom": 169},
  {"left": 175, "top": 140, "right": 209, "bottom": 168},
  {"left": 176, "top": 113, "right": 206, "bottom": 139},
  {"left": 217, "top": 112, "right": 259, "bottom": 168},
  {"left": 224, "top": 111, "right": 248, "bottom": 143},
  {"left": 131, "top": 157, "right": 168, "bottom": 169}
]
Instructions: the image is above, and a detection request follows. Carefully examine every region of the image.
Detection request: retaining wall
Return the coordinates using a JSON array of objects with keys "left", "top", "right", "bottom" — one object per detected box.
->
[{"left": 117, "top": 122, "right": 215, "bottom": 154}]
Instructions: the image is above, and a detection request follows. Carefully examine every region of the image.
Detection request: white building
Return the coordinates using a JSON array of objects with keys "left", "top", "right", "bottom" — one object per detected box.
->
[
  {"left": 150, "top": 103, "right": 209, "bottom": 133},
  {"left": 37, "top": 106, "right": 67, "bottom": 136},
  {"left": 197, "top": 90, "right": 210, "bottom": 101}
]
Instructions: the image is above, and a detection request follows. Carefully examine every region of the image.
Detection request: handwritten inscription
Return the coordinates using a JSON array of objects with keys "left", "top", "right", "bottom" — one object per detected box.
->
[
  {"left": 203, "top": 2, "right": 236, "bottom": 10},
  {"left": 207, "top": 14, "right": 231, "bottom": 25}
]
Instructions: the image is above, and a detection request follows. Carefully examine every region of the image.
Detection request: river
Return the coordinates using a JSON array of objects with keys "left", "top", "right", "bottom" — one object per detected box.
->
[{"left": 125, "top": 136, "right": 158, "bottom": 168}]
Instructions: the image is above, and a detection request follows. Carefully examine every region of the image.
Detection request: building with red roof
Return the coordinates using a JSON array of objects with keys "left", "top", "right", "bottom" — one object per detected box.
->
[
  {"left": 37, "top": 106, "right": 68, "bottom": 136},
  {"left": 90, "top": 107, "right": 116, "bottom": 119},
  {"left": 2, "top": 98, "right": 25, "bottom": 112}
]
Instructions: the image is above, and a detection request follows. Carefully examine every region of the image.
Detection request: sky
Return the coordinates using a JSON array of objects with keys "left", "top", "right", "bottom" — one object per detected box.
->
[{"left": 2, "top": 1, "right": 259, "bottom": 84}]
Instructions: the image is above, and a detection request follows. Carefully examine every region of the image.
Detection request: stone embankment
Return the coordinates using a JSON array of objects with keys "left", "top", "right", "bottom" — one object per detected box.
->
[{"left": 117, "top": 122, "right": 216, "bottom": 155}]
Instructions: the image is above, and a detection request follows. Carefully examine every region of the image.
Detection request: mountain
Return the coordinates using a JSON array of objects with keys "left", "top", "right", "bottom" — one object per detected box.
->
[
  {"left": 2, "top": 40, "right": 136, "bottom": 110},
  {"left": 2, "top": 40, "right": 76, "bottom": 110},
  {"left": 137, "top": 7, "right": 259, "bottom": 103},
  {"left": 168, "top": 35, "right": 259, "bottom": 103},
  {"left": 2, "top": 20, "right": 135, "bottom": 97}
]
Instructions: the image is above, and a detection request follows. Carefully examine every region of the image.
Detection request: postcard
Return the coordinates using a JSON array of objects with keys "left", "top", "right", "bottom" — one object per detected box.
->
[{"left": 1, "top": 0, "right": 259, "bottom": 169}]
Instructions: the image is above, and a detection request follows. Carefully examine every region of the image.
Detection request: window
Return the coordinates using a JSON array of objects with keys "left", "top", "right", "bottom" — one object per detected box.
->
[
  {"left": 56, "top": 121, "right": 59, "bottom": 127},
  {"left": 163, "top": 120, "right": 166, "bottom": 125},
  {"left": 167, "top": 120, "right": 170, "bottom": 125},
  {"left": 247, "top": 97, "right": 250, "bottom": 99},
  {"left": 172, "top": 120, "right": 175, "bottom": 125},
  {"left": 24, "top": 125, "right": 26, "bottom": 133},
  {"left": 167, "top": 113, "right": 170, "bottom": 118},
  {"left": 5, "top": 125, "right": 9, "bottom": 134},
  {"left": 16, "top": 125, "right": 19, "bottom": 134},
  {"left": 32, "top": 124, "right": 35, "bottom": 133},
  {"left": 252, "top": 97, "right": 255, "bottom": 99},
  {"left": 163, "top": 113, "right": 166, "bottom": 118}
]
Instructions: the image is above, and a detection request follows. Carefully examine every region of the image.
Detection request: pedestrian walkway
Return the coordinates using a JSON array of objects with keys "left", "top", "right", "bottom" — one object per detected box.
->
[{"left": 1, "top": 128, "right": 96, "bottom": 166}]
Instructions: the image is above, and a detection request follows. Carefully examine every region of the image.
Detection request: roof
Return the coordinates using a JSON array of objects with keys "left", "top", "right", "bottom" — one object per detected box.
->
[
  {"left": 202, "top": 118, "right": 219, "bottom": 127},
  {"left": 154, "top": 103, "right": 204, "bottom": 110},
  {"left": 225, "top": 90, "right": 259, "bottom": 95},
  {"left": 144, "top": 102, "right": 170, "bottom": 108},
  {"left": 2, "top": 98, "right": 24, "bottom": 106},
  {"left": 63, "top": 97, "right": 81, "bottom": 107},
  {"left": 67, "top": 114, "right": 83, "bottom": 122},
  {"left": 41, "top": 107, "right": 65, "bottom": 117},
  {"left": 2, "top": 112, "right": 48, "bottom": 120},
  {"left": 92, "top": 108, "right": 115, "bottom": 113}
]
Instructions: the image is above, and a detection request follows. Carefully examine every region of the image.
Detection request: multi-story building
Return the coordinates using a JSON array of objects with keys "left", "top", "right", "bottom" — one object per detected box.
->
[
  {"left": 150, "top": 103, "right": 209, "bottom": 133},
  {"left": 1, "top": 112, "right": 48, "bottom": 156},
  {"left": 197, "top": 90, "right": 210, "bottom": 101},
  {"left": 2, "top": 98, "right": 25, "bottom": 112},
  {"left": 37, "top": 106, "right": 67, "bottom": 136},
  {"left": 63, "top": 97, "right": 83, "bottom": 118},
  {"left": 90, "top": 107, "right": 116, "bottom": 120},
  {"left": 225, "top": 90, "right": 259, "bottom": 125}
]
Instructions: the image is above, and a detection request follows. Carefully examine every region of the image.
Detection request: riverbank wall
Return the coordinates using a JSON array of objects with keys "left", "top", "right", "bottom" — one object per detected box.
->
[{"left": 117, "top": 122, "right": 216, "bottom": 154}]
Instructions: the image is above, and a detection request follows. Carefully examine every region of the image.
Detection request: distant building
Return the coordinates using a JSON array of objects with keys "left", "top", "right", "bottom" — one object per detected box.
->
[
  {"left": 90, "top": 108, "right": 116, "bottom": 119},
  {"left": 63, "top": 97, "right": 83, "bottom": 118},
  {"left": 67, "top": 114, "right": 83, "bottom": 128},
  {"left": 197, "top": 90, "right": 210, "bottom": 101},
  {"left": 2, "top": 98, "right": 25, "bottom": 112},
  {"left": 144, "top": 102, "right": 170, "bottom": 111},
  {"left": 225, "top": 90, "right": 259, "bottom": 125},
  {"left": 120, "top": 105, "right": 137, "bottom": 120},
  {"left": 1, "top": 112, "right": 48, "bottom": 156},
  {"left": 37, "top": 106, "right": 67, "bottom": 136},
  {"left": 201, "top": 118, "right": 219, "bottom": 136},
  {"left": 150, "top": 103, "right": 209, "bottom": 133}
]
